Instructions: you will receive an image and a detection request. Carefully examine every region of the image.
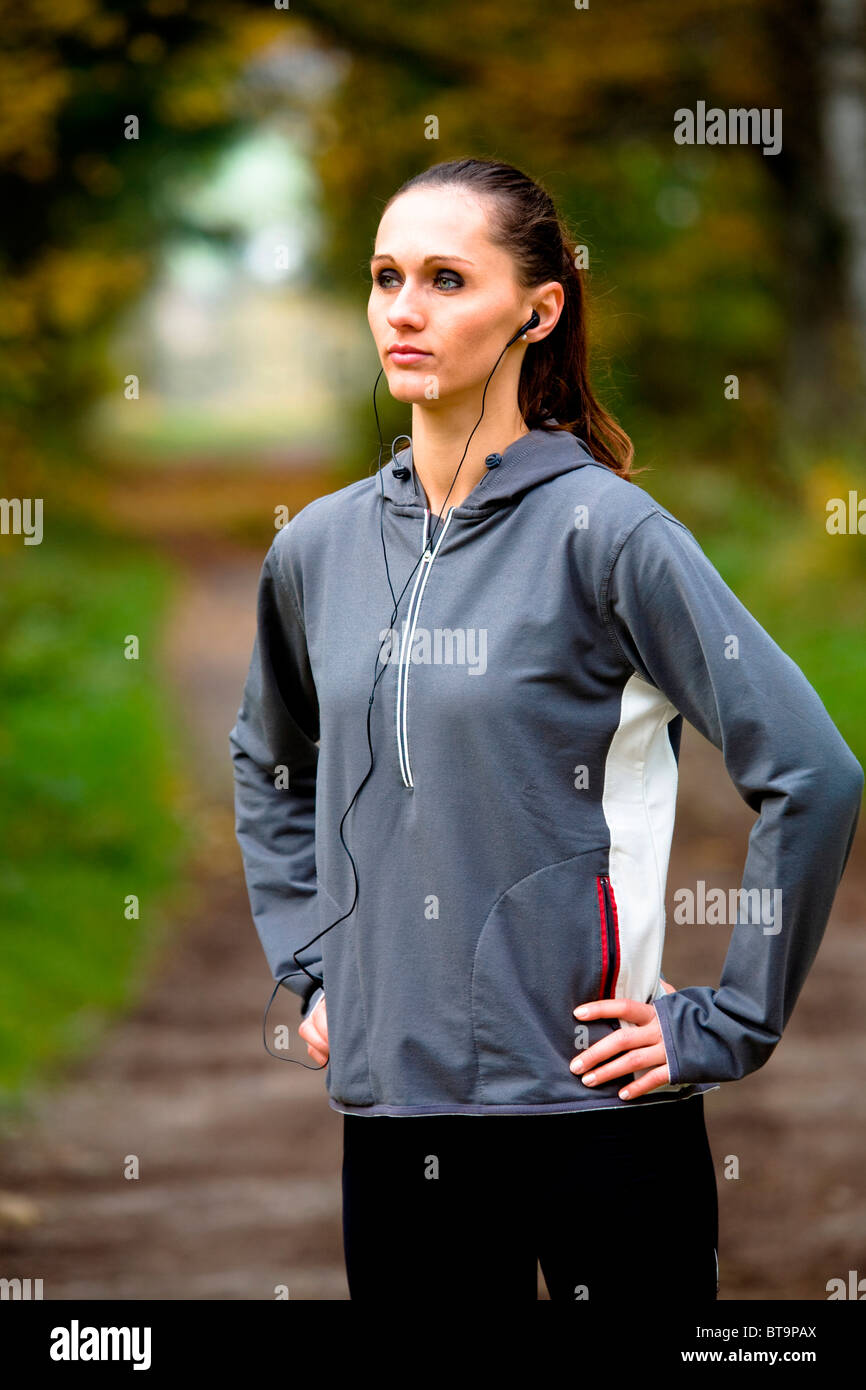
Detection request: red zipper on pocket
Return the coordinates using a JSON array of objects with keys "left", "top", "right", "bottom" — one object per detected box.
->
[{"left": 596, "top": 874, "right": 621, "bottom": 998}]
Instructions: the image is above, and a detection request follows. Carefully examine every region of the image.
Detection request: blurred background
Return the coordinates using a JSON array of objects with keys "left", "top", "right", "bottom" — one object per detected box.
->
[{"left": 0, "top": 0, "right": 864, "bottom": 1301}]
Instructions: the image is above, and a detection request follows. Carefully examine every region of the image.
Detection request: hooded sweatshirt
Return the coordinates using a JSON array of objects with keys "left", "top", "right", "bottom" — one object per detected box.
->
[{"left": 228, "top": 421, "right": 863, "bottom": 1117}]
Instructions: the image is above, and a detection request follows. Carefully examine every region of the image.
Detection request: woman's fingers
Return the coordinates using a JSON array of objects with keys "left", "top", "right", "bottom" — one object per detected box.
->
[
  {"left": 299, "top": 996, "right": 329, "bottom": 1064},
  {"left": 570, "top": 996, "right": 670, "bottom": 1096},
  {"left": 570, "top": 1027, "right": 659, "bottom": 1079},
  {"left": 304, "top": 999, "right": 327, "bottom": 1046},
  {"left": 301, "top": 1032, "right": 328, "bottom": 1065},
  {"left": 573, "top": 1041, "right": 668, "bottom": 1085},
  {"left": 573, "top": 997, "right": 656, "bottom": 1029},
  {"left": 612, "top": 1062, "right": 671, "bottom": 1099}
]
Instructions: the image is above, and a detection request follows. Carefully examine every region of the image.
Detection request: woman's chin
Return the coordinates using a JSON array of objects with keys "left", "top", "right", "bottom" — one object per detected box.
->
[{"left": 385, "top": 377, "right": 432, "bottom": 405}]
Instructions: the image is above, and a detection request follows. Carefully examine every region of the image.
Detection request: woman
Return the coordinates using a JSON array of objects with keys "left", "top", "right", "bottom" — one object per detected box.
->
[{"left": 229, "top": 158, "right": 863, "bottom": 1302}]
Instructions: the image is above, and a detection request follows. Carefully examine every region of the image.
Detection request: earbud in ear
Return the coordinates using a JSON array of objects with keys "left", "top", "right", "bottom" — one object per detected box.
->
[{"left": 520, "top": 309, "right": 541, "bottom": 341}]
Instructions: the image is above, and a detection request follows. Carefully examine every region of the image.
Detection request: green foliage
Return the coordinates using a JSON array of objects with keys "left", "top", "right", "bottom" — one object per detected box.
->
[{"left": 0, "top": 516, "right": 191, "bottom": 1100}]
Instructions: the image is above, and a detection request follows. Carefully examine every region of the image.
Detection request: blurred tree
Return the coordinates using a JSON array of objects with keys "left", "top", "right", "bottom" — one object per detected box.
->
[
  {"left": 762, "top": 0, "right": 866, "bottom": 437},
  {"left": 817, "top": 0, "right": 866, "bottom": 391},
  {"left": 290, "top": 0, "right": 865, "bottom": 468},
  {"left": 0, "top": 0, "right": 271, "bottom": 490},
  {"left": 1, "top": 0, "right": 862, "bottom": 494}
]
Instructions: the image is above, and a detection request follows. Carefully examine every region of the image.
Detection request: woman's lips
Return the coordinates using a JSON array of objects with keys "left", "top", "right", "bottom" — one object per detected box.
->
[{"left": 388, "top": 349, "right": 432, "bottom": 365}]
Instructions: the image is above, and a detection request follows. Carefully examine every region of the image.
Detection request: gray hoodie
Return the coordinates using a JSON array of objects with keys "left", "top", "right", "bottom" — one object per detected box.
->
[{"left": 228, "top": 422, "right": 863, "bottom": 1116}]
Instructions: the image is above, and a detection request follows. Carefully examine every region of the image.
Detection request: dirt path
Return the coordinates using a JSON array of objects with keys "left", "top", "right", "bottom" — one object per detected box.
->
[{"left": 1, "top": 516, "right": 863, "bottom": 1301}]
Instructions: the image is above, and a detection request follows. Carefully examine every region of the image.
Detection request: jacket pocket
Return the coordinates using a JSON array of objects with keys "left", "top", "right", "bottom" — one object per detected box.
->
[
  {"left": 318, "top": 886, "right": 375, "bottom": 1105},
  {"left": 471, "top": 851, "right": 622, "bottom": 1105},
  {"left": 596, "top": 874, "right": 621, "bottom": 999}
]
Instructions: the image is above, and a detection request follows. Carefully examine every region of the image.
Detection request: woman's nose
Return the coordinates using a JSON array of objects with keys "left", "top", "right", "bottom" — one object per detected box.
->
[{"left": 386, "top": 286, "right": 424, "bottom": 328}]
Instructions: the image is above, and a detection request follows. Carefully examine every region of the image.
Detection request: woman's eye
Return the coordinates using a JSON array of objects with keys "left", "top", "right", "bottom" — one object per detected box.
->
[{"left": 373, "top": 269, "right": 462, "bottom": 290}]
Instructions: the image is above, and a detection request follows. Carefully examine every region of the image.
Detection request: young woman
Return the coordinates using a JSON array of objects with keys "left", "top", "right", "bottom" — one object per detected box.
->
[{"left": 229, "top": 158, "right": 863, "bottom": 1302}]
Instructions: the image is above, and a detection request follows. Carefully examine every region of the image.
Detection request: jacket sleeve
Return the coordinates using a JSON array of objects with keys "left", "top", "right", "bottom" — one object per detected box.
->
[
  {"left": 602, "top": 509, "right": 863, "bottom": 1085},
  {"left": 228, "top": 529, "right": 325, "bottom": 1017}
]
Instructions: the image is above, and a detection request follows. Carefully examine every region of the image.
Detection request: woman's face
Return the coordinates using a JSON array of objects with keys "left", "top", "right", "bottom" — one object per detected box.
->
[{"left": 367, "top": 187, "right": 535, "bottom": 408}]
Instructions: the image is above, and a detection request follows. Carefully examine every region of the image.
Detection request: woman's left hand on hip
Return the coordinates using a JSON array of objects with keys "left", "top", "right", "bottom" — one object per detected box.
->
[{"left": 570, "top": 978, "right": 676, "bottom": 1100}]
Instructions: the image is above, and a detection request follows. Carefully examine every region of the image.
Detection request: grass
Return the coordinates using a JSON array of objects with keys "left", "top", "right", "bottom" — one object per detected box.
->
[{"left": 0, "top": 511, "right": 192, "bottom": 1104}]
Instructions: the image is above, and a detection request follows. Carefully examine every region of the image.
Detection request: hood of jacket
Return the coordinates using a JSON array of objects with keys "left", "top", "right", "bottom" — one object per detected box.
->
[{"left": 380, "top": 418, "right": 599, "bottom": 514}]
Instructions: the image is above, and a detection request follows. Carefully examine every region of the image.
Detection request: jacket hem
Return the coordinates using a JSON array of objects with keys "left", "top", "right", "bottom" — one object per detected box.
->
[{"left": 328, "top": 1082, "right": 720, "bottom": 1117}]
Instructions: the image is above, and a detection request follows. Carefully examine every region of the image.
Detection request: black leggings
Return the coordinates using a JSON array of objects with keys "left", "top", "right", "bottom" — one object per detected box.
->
[{"left": 342, "top": 1093, "right": 719, "bottom": 1301}]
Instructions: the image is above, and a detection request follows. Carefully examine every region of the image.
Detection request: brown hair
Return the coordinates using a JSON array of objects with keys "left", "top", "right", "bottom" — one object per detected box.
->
[{"left": 382, "top": 157, "right": 641, "bottom": 480}]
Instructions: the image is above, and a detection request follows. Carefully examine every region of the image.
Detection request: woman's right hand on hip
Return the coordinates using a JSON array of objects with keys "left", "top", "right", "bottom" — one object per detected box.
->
[{"left": 298, "top": 995, "right": 328, "bottom": 1066}]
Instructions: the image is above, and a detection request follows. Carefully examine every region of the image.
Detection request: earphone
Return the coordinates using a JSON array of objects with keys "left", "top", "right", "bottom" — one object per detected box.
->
[{"left": 261, "top": 307, "right": 541, "bottom": 1066}]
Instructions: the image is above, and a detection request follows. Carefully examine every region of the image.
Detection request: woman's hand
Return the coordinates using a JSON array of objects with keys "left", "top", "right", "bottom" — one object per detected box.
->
[
  {"left": 570, "top": 978, "right": 676, "bottom": 1100},
  {"left": 298, "top": 994, "right": 329, "bottom": 1067}
]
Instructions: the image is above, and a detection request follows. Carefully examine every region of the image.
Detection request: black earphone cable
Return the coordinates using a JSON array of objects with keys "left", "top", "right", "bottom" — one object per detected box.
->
[{"left": 261, "top": 310, "right": 539, "bottom": 1066}]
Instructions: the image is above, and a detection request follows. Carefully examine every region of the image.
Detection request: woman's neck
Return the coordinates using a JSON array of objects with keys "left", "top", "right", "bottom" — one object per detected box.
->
[{"left": 408, "top": 400, "right": 530, "bottom": 515}]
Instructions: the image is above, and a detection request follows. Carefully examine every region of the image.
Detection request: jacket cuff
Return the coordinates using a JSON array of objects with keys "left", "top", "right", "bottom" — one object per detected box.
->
[{"left": 652, "top": 997, "right": 682, "bottom": 1085}]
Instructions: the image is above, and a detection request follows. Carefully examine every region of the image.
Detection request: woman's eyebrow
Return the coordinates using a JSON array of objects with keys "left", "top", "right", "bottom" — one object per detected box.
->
[{"left": 370, "top": 253, "right": 475, "bottom": 267}]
